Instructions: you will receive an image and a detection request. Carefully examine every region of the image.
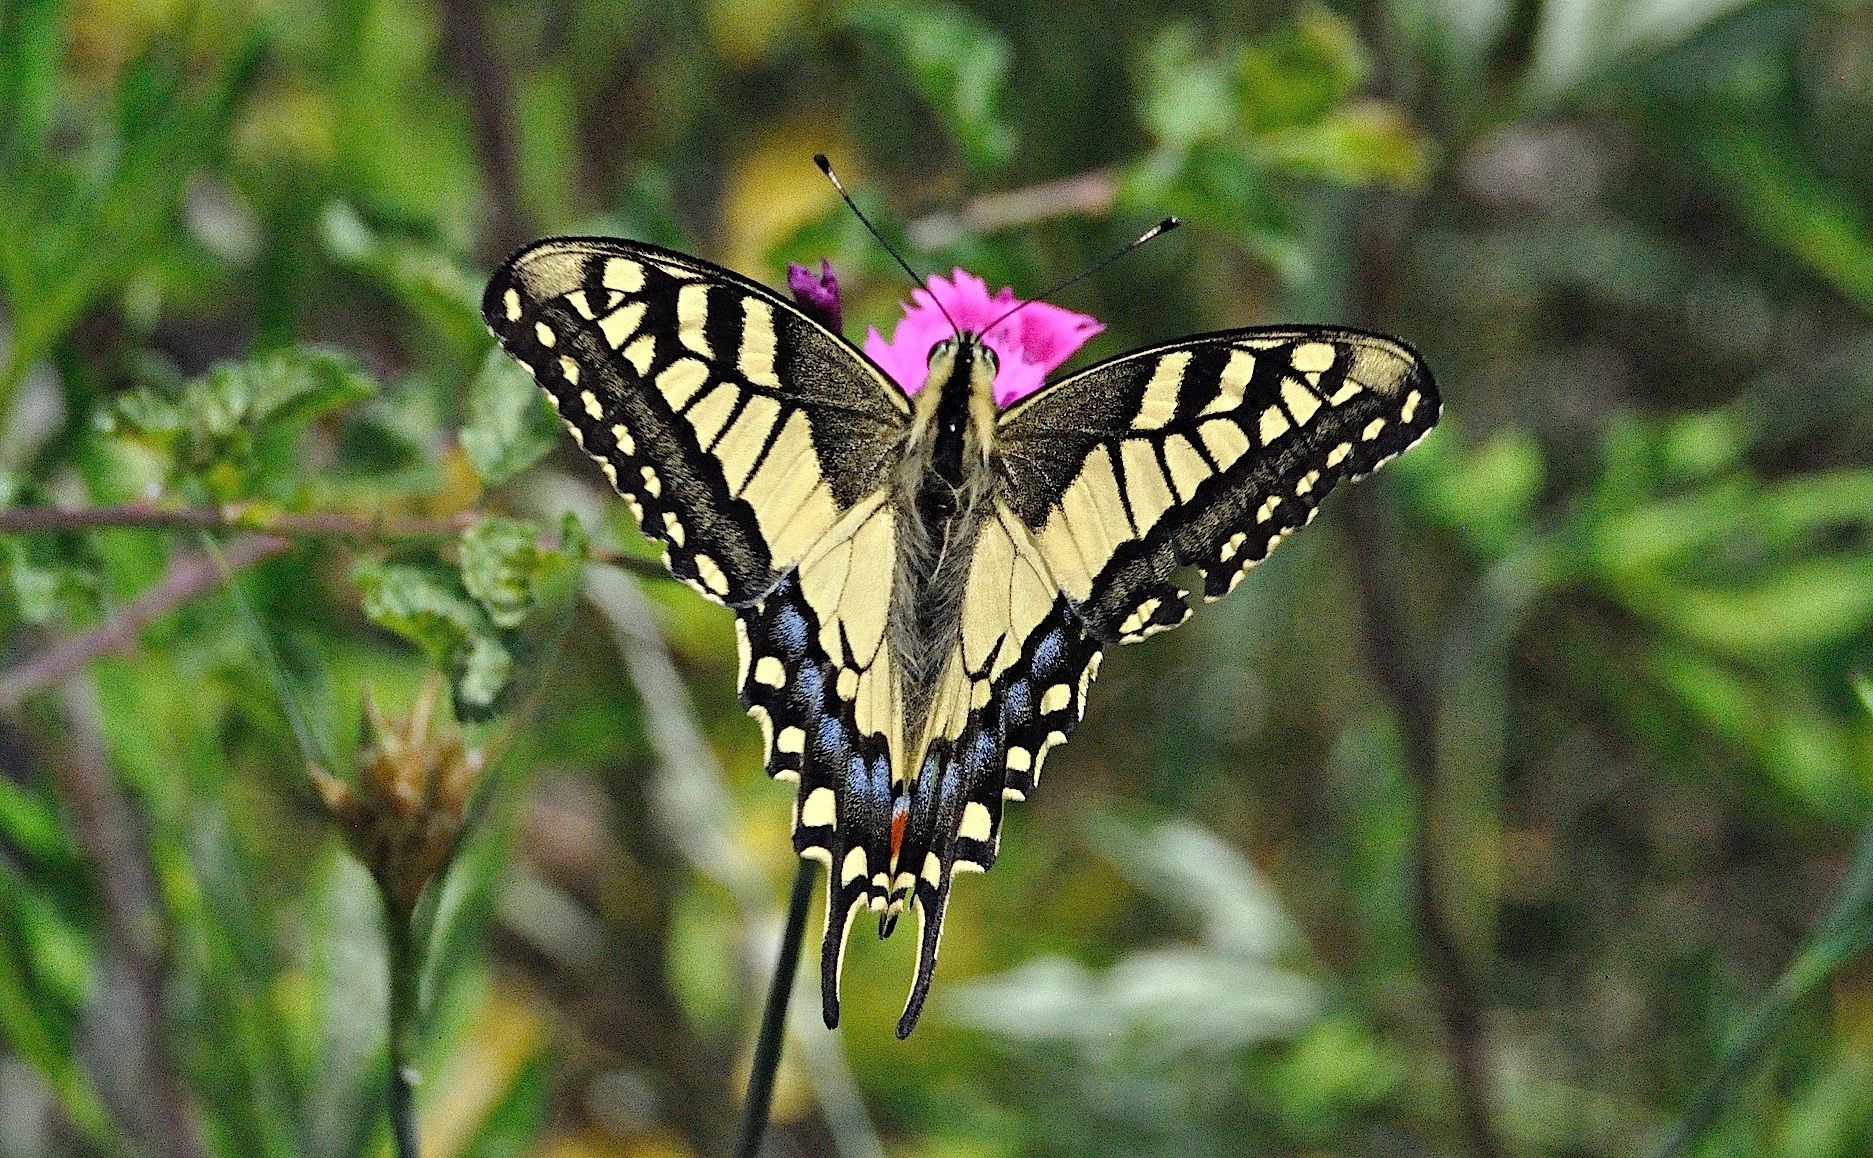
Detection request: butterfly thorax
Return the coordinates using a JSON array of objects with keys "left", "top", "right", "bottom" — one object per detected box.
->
[{"left": 889, "top": 333, "right": 1001, "bottom": 774}]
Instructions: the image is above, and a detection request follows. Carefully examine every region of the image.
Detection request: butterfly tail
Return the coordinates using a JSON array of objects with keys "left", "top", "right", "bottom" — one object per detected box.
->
[{"left": 897, "top": 863, "right": 955, "bottom": 1038}]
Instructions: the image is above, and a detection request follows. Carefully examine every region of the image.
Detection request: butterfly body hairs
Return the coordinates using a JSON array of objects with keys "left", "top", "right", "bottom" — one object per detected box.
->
[{"left": 483, "top": 233, "right": 1439, "bottom": 1037}]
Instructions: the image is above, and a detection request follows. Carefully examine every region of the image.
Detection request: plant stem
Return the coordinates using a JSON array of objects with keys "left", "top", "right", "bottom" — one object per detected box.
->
[
  {"left": 385, "top": 902, "right": 423, "bottom": 1158},
  {"left": 0, "top": 534, "right": 294, "bottom": 711},
  {"left": 1345, "top": 491, "right": 1502, "bottom": 1158},
  {"left": 0, "top": 502, "right": 661, "bottom": 574},
  {"left": 733, "top": 859, "right": 816, "bottom": 1158}
]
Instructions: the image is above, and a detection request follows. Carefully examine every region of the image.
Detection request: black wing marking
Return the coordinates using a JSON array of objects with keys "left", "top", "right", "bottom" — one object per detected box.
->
[
  {"left": 996, "top": 328, "right": 1438, "bottom": 642},
  {"left": 884, "top": 590, "right": 1103, "bottom": 1037},
  {"left": 736, "top": 570, "right": 898, "bottom": 1028},
  {"left": 482, "top": 236, "right": 910, "bottom": 609}
]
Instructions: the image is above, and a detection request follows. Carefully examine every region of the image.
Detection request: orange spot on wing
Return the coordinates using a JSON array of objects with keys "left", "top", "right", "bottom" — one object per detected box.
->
[{"left": 890, "top": 797, "right": 909, "bottom": 860}]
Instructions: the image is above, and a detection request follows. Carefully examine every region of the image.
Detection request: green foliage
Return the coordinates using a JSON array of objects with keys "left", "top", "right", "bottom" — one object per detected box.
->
[
  {"left": 355, "top": 515, "right": 583, "bottom": 720},
  {"left": 0, "top": 0, "right": 1871, "bottom": 1155},
  {"left": 848, "top": 0, "right": 1019, "bottom": 173},
  {"left": 103, "top": 348, "right": 377, "bottom": 500},
  {"left": 458, "top": 349, "right": 558, "bottom": 488}
]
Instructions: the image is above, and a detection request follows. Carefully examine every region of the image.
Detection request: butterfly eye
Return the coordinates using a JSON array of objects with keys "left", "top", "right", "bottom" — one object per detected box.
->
[
  {"left": 981, "top": 346, "right": 1000, "bottom": 375},
  {"left": 927, "top": 339, "right": 955, "bottom": 366}
]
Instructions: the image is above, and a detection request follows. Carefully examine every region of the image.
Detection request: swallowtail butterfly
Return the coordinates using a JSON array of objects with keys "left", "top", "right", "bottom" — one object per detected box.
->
[{"left": 483, "top": 233, "right": 1438, "bottom": 1037}]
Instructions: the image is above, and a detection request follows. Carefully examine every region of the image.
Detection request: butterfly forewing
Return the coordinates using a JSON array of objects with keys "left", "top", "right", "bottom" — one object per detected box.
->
[
  {"left": 996, "top": 327, "right": 1438, "bottom": 642},
  {"left": 483, "top": 237, "right": 909, "bottom": 608}
]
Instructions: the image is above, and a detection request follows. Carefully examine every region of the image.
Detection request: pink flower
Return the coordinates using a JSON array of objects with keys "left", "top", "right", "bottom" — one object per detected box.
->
[{"left": 863, "top": 269, "right": 1103, "bottom": 408}]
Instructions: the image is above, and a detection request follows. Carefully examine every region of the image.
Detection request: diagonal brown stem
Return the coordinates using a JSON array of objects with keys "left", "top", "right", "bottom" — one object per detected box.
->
[
  {"left": 1345, "top": 492, "right": 1502, "bottom": 1158},
  {"left": 0, "top": 534, "right": 293, "bottom": 711}
]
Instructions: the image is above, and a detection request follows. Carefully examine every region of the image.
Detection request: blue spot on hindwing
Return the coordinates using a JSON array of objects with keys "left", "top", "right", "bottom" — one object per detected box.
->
[
  {"left": 969, "top": 728, "right": 998, "bottom": 772},
  {"left": 775, "top": 604, "right": 810, "bottom": 656},
  {"left": 817, "top": 717, "right": 848, "bottom": 757},
  {"left": 795, "top": 663, "right": 824, "bottom": 706},
  {"left": 1032, "top": 629, "right": 1066, "bottom": 673},
  {"left": 1003, "top": 679, "right": 1032, "bottom": 721}
]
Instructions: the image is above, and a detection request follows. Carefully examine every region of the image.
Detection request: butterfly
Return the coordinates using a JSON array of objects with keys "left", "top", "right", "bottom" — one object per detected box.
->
[{"left": 483, "top": 235, "right": 1439, "bottom": 1037}]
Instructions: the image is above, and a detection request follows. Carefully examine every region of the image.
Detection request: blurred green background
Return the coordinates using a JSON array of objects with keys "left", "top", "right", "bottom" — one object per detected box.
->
[{"left": 4, "top": 0, "right": 1873, "bottom": 1154}]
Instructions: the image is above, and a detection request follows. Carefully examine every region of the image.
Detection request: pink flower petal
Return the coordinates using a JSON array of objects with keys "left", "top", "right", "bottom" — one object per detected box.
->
[{"left": 863, "top": 269, "right": 1103, "bottom": 406}]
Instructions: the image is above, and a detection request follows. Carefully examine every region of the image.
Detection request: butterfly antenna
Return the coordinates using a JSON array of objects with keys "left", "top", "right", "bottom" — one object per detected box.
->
[
  {"left": 815, "top": 153, "right": 959, "bottom": 336},
  {"left": 982, "top": 216, "right": 1181, "bottom": 336}
]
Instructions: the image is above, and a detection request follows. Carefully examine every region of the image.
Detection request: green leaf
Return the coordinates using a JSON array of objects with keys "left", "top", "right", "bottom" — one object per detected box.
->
[
  {"left": 0, "top": 886, "right": 120, "bottom": 1153},
  {"left": 353, "top": 558, "right": 513, "bottom": 721},
  {"left": 0, "top": 0, "right": 62, "bottom": 167},
  {"left": 1256, "top": 102, "right": 1433, "bottom": 190},
  {"left": 1417, "top": 427, "right": 1546, "bottom": 559},
  {"left": 1638, "top": 559, "right": 1873, "bottom": 657},
  {"left": 460, "top": 348, "right": 557, "bottom": 488},
  {"left": 103, "top": 347, "right": 377, "bottom": 497},
  {"left": 0, "top": 776, "right": 69, "bottom": 864},
  {"left": 459, "top": 1054, "right": 552, "bottom": 1158},
  {"left": 3, "top": 540, "right": 63, "bottom": 624},
  {"left": 321, "top": 202, "right": 490, "bottom": 361},
  {"left": 1137, "top": 24, "right": 1235, "bottom": 148},
  {"left": 1659, "top": 808, "right": 1873, "bottom": 1155},
  {"left": 1699, "top": 126, "right": 1873, "bottom": 317},
  {"left": 848, "top": 0, "right": 1017, "bottom": 172},
  {"left": 1233, "top": 11, "right": 1370, "bottom": 132},
  {"left": 459, "top": 515, "right": 583, "bottom": 630}
]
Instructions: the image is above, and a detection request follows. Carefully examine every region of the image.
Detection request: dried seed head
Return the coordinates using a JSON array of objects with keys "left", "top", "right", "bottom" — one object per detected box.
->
[{"left": 311, "top": 675, "right": 485, "bottom": 915}]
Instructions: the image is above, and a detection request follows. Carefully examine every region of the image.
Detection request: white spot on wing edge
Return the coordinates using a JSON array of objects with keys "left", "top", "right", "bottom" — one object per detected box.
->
[
  {"left": 1291, "top": 341, "right": 1336, "bottom": 374},
  {"left": 958, "top": 801, "right": 993, "bottom": 842},
  {"left": 800, "top": 785, "right": 835, "bottom": 827}
]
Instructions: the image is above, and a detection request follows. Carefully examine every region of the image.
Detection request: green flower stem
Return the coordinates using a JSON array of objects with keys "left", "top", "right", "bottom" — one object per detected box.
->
[
  {"left": 734, "top": 858, "right": 817, "bottom": 1158},
  {"left": 385, "top": 901, "right": 423, "bottom": 1158}
]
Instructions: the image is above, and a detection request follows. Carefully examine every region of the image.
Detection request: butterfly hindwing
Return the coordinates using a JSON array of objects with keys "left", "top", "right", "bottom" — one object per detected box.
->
[
  {"left": 996, "top": 327, "right": 1438, "bottom": 642},
  {"left": 482, "top": 237, "right": 909, "bottom": 609},
  {"left": 880, "top": 503, "right": 1106, "bottom": 1036}
]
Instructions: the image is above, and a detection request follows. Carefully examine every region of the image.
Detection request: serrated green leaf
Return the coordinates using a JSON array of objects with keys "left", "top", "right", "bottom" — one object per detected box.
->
[
  {"left": 460, "top": 515, "right": 582, "bottom": 630},
  {"left": 226, "top": 347, "right": 378, "bottom": 429},
  {"left": 848, "top": 0, "right": 1017, "bottom": 172},
  {"left": 460, "top": 347, "right": 557, "bottom": 487},
  {"left": 353, "top": 558, "right": 514, "bottom": 720},
  {"left": 454, "top": 633, "right": 516, "bottom": 720},
  {"left": 106, "top": 347, "right": 377, "bottom": 497}
]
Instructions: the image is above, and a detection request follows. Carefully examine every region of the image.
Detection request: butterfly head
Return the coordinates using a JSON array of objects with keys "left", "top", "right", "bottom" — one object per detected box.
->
[{"left": 909, "top": 329, "right": 1002, "bottom": 476}]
